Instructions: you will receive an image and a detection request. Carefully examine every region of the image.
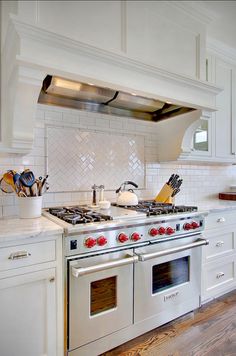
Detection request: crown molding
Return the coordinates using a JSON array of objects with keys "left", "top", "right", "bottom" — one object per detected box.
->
[
  {"left": 207, "top": 37, "right": 236, "bottom": 64},
  {"left": 167, "top": 1, "right": 219, "bottom": 25}
]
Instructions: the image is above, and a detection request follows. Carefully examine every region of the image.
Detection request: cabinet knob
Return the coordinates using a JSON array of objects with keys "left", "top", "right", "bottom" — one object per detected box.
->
[
  {"left": 217, "top": 217, "right": 225, "bottom": 223},
  {"left": 49, "top": 277, "right": 55, "bottom": 283},
  {"left": 215, "top": 241, "right": 224, "bottom": 247},
  {"left": 216, "top": 272, "right": 225, "bottom": 279}
]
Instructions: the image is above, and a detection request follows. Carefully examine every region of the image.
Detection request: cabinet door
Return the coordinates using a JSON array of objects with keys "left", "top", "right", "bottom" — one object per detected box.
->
[
  {"left": 0, "top": 268, "right": 56, "bottom": 356},
  {"left": 215, "top": 59, "right": 235, "bottom": 159},
  {"left": 191, "top": 118, "right": 212, "bottom": 157}
]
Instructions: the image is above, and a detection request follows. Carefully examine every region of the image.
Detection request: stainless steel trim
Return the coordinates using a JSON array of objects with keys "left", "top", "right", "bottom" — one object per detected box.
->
[
  {"left": 66, "top": 242, "right": 149, "bottom": 261},
  {"left": 39, "top": 75, "right": 195, "bottom": 122},
  {"left": 8, "top": 251, "right": 31, "bottom": 260},
  {"left": 42, "top": 208, "right": 207, "bottom": 237},
  {"left": 71, "top": 254, "right": 138, "bottom": 277},
  {"left": 137, "top": 238, "right": 209, "bottom": 261}
]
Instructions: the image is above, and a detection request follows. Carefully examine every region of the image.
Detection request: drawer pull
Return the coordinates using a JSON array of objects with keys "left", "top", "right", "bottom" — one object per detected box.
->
[
  {"left": 217, "top": 217, "right": 225, "bottom": 223},
  {"left": 216, "top": 272, "right": 225, "bottom": 279},
  {"left": 215, "top": 241, "right": 224, "bottom": 247},
  {"left": 8, "top": 251, "right": 31, "bottom": 260}
]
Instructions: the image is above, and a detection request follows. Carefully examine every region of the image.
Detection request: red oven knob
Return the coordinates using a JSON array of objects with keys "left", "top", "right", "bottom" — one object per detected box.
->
[
  {"left": 131, "top": 232, "right": 141, "bottom": 241},
  {"left": 158, "top": 227, "right": 166, "bottom": 235},
  {"left": 191, "top": 221, "right": 200, "bottom": 229},
  {"left": 149, "top": 228, "right": 159, "bottom": 237},
  {"left": 84, "top": 237, "right": 97, "bottom": 248},
  {"left": 166, "top": 227, "right": 175, "bottom": 235},
  {"left": 117, "top": 233, "right": 129, "bottom": 243},
  {"left": 97, "top": 236, "right": 108, "bottom": 246},
  {"left": 184, "top": 223, "right": 192, "bottom": 230}
]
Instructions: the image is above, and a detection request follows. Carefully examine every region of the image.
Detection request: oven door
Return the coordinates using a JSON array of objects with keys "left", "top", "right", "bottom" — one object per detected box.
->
[
  {"left": 68, "top": 249, "right": 137, "bottom": 350},
  {"left": 134, "top": 235, "right": 208, "bottom": 323}
]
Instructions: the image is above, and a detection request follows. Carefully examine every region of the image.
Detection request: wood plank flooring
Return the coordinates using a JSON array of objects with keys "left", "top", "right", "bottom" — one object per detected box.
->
[{"left": 101, "top": 290, "right": 236, "bottom": 356}]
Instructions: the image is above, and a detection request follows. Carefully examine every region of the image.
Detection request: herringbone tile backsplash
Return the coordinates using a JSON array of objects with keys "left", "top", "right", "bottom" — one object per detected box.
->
[{"left": 47, "top": 126, "right": 145, "bottom": 192}]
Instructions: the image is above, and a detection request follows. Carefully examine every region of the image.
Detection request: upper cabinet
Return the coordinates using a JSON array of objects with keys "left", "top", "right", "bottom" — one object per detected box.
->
[
  {"left": 205, "top": 48, "right": 236, "bottom": 163},
  {"left": 126, "top": 1, "right": 206, "bottom": 79},
  {"left": 15, "top": 0, "right": 207, "bottom": 80}
]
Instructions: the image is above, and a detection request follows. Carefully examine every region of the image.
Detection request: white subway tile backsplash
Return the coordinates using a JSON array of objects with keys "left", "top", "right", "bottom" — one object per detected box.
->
[
  {"left": 1, "top": 104, "right": 236, "bottom": 217},
  {"left": 45, "top": 110, "right": 63, "bottom": 121},
  {"left": 3, "top": 205, "right": 18, "bottom": 217},
  {"left": 95, "top": 117, "right": 110, "bottom": 128},
  {"left": 80, "top": 116, "right": 95, "bottom": 127}
]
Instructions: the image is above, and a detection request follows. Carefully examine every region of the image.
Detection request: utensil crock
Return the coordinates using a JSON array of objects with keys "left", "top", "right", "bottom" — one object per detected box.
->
[{"left": 17, "top": 196, "right": 43, "bottom": 218}]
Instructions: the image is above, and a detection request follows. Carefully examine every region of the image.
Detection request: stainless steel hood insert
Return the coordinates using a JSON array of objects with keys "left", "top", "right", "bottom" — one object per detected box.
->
[{"left": 38, "top": 75, "right": 195, "bottom": 122}]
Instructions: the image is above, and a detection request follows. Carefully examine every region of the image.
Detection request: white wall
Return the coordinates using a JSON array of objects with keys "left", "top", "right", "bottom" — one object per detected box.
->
[{"left": 0, "top": 105, "right": 235, "bottom": 218}]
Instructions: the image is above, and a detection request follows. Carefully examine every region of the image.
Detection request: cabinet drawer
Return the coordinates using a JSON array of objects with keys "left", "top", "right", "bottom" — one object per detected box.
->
[
  {"left": 205, "top": 211, "right": 236, "bottom": 229},
  {"left": 0, "top": 240, "right": 56, "bottom": 271},
  {"left": 203, "top": 230, "right": 235, "bottom": 261},
  {"left": 204, "top": 259, "right": 235, "bottom": 298}
]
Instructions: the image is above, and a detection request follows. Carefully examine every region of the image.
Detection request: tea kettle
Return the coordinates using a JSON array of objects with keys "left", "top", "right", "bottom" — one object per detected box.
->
[{"left": 116, "top": 181, "right": 139, "bottom": 206}]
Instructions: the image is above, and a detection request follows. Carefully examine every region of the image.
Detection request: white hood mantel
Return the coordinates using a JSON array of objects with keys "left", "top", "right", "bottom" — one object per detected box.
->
[{"left": 1, "top": 16, "right": 221, "bottom": 157}]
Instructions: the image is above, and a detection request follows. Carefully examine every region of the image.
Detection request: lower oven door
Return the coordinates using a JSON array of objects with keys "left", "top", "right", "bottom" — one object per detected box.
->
[
  {"left": 134, "top": 235, "right": 208, "bottom": 323},
  {"left": 68, "top": 249, "right": 136, "bottom": 350}
]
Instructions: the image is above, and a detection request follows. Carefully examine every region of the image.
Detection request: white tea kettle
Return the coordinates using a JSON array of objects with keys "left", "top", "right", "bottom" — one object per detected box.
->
[{"left": 116, "top": 181, "right": 139, "bottom": 206}]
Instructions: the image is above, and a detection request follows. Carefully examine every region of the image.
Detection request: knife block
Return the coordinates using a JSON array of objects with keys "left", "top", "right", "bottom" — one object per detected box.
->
[{"left": 154, "top": 184, "right": 174, "bottom": 203}]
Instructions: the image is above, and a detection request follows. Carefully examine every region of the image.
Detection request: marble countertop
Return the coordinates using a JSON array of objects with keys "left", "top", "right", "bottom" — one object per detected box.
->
[
  {"left": 0, "top": 216, "right": 63, "bottom": 243},
  {"left": 188, "top": 199, "right": 236, "bottom": 214}
]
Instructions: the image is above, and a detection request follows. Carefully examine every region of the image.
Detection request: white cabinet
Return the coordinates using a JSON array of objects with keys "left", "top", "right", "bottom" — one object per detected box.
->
[
  {"left": 0, "top": 235, "right": 63, "bottom": 356},
  {"left": 201, "top": 211, "right": 236, "bottom": 303},
  {"left": 198, "top": 51, "right": 236, "bottom": 164},
  {"left": 215, "top": 58, "right": 236, "bottom": 160},
  {"left": 8, "top": 1, "right": 207, "bottom": 80},
  {"left": 0, "top": 268, "right": 56, "bottom": 356}
]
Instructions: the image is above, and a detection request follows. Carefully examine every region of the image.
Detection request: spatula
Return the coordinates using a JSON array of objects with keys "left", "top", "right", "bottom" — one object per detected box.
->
[{"left": 19, "top": 170, "right": 36, "bottom": 196}]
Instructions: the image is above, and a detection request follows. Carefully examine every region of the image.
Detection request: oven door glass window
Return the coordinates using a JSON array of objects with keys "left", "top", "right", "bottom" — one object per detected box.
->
[
  {"left": 90, "top": 276, "right": 117, "bottom": 316},
  {"left": 152, "top": 256, "right": 189, "bottom": 294}
]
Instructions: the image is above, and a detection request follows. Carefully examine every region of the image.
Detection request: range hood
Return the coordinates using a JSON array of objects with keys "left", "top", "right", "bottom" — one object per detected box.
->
[
  {"left": 38, "top": 75, "right": 195, "bottom": 122},
  {"left": 1, "top": 16, "right": 222, "bottom": 156}
]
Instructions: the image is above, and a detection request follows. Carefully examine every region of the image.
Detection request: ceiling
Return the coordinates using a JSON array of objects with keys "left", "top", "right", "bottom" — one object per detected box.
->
[{"left": 202, "top": 1, "right": 236, "bottom": 49}]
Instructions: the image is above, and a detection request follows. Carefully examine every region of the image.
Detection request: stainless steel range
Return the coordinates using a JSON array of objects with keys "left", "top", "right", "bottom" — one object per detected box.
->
[{"left": 43, "top": 201, "right": 208, "bottom": 356}]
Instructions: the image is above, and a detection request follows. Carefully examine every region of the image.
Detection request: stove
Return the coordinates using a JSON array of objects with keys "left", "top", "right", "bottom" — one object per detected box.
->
[
  {"left": 43, "top": 201, "right": 206, "bottom": 256},
  {"left": 56, "top": 200, "right": 208, "bottom": 356}
]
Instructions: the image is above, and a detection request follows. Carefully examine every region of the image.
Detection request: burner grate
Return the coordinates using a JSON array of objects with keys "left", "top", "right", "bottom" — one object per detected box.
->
[
  {"left": 112, "top": 201, "right": 197, "bottom": 216},
  {"left": 48, "top": 206, "right": 113, "bottom": 225}
]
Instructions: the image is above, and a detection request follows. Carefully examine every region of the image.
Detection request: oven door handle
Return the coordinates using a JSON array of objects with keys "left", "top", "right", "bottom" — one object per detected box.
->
[
  {"left": 71, "top": 254, "right": 138, "bottom": 278},
  {"left": 136, "top": 238, "right": 209, "bottom": 262}
]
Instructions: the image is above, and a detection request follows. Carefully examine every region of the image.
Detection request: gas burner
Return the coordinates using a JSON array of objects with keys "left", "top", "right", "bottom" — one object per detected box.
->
[
  {"left": 47, "top": 206, "right": 113, "bottom": 225},
  {"left": 112, "top": 201, "right": 197, "bottom": 216}
]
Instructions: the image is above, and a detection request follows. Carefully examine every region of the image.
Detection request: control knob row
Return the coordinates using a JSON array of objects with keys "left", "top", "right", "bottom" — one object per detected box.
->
[
  {"left": 84, "top": 231, "right": 141, "bottom": 248},
  {"left": 183, "top": 221, "right": 200, "bottom": 230},
  {"left": 149, "top": 226, "right": 175, "bottom": 236},
  {"left": 84, "top": 236, "right": 107, "bottom": 248},
  {"left": 118, "top": 232, "right": 141, "bottom": 243}
]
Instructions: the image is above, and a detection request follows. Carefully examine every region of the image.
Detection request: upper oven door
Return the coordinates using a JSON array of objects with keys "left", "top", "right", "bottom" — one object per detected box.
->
[
  {"left": 134, "top": 234, "right": 208, "bottom": 323},
  {"left": 68, "top": 249, "right": 136, "bottom": 350}
]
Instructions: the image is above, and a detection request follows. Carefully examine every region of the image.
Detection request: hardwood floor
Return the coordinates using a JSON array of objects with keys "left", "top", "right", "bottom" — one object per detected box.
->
[{"left": 101, "top": 291, "right": 236, "bottom": 356}]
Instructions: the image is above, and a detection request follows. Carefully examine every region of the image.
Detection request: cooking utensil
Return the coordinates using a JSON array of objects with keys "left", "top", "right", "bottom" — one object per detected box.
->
[
  {"left": 30, "top": 182, "right": 38, "bottom": 197},
  {"left": 0, "top": 177, "right": 14, "bottom": 193},
  {"left": 20, "top": 170, "right": 35, "bottom": 196},
  {"left": 3, "top": 171, "right": 18, "bottom": 193},
  {"left": 116, "top": 181, "right": 139, "bottom": 206}
]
